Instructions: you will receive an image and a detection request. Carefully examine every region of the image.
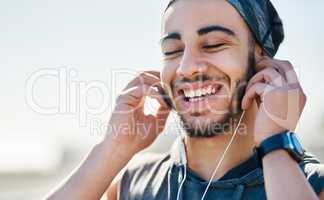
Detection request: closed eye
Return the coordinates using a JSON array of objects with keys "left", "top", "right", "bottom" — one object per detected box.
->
[
  {"left": 163, "top": 49, "right": 184, "bottom": 56},
  {"left": 203, "top": 43, "right": 226, "bottom": 49}
]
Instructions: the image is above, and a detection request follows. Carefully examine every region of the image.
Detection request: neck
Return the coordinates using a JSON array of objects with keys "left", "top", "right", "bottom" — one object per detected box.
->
[{"left": 184, "top": 105, "right": 257, "bottom": 181}]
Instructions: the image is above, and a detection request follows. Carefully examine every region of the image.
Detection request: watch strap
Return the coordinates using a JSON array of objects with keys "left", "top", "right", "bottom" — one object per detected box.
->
[{"left": 255, "top": 131, "right": 304, "bottom": 166}]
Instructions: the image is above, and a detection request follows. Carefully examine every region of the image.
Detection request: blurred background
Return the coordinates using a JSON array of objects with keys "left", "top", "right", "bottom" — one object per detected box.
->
[{"left": 1, "top": 0, "right": 323, "bottom": 199}]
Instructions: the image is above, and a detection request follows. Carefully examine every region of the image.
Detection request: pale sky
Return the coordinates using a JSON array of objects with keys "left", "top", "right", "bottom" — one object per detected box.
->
[{"left": 1, "top": 0, "right": 324, "bottom": 149}]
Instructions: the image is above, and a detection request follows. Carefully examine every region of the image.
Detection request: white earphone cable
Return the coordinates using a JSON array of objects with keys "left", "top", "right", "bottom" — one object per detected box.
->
[
  {"left": 200, "top": 110, "right": 246, "bottom": 200},
  {"left": 175, "top": 110, "right": 246, "bottom": 200},
  {"left": 175, "top": 111, "right": 188, "bottom": 200},
  {"left": 176, "top": 162, "right": 187, "bottom": 200}
]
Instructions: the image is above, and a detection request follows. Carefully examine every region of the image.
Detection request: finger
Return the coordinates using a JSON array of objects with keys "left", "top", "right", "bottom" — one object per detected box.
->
[
  {"left": 124, "top": 71, "right": 161, "bottom": 90},
  {"left": 155, "top": 84, "right": 173, "bottom": 109},
  {"left": 256, "top": 58, "right": 286, "bottom": 81},
  {"left": 146, "top": 83, "right": 172, "bottom": 111},
  {"left": 246, "top": 67, "right": 285, "bottom": 91},
  {"left": 125, "top": 71, "right": 160, "bottom": 90},
  {"left": 242, "top": 82, "right": 274, "bottom": 110},
  {"left": 117, "top": 83, "right": 169, "bottom": 110},
  {"left": 153, "top": 104, "right": 171, "bottom": 129},
  {"left": 273, "top": 59, "right": 300, "bottom": 85},
  {"left": 156, "top": 103, "right": 171, "bottom": 119},
  {"left": 117, "top": 84, "right": 152, "bottom": 108},
  {"left": 147, "top": 102, "right": 171, "bottom": 134},
  {"left": 257, "top": 57, "right": 299, "bottom": 85},
  {"left": 144, "top": 70, "right": 161, "bottom": 77}
]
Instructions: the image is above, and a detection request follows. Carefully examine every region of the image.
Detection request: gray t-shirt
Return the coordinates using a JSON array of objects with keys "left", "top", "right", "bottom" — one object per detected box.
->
[{"left": 119, "top": 138, "right": 324, "bottom": 200}]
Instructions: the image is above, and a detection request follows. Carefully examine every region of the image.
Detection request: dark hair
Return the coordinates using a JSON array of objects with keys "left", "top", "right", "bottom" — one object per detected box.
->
[
  {"left": 164, "top": 0, "right": 257, "bottom": 52},
  {"left": 164, "top": 0, "right": 178, "bottom": 13},
  {"left": 163, "top": 0, "right": 284, "bottom": 57}
]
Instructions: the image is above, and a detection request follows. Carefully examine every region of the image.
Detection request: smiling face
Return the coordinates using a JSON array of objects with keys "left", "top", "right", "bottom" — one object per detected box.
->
[{"left": 161, "top": 0, "right": 258, "bottom": 137}]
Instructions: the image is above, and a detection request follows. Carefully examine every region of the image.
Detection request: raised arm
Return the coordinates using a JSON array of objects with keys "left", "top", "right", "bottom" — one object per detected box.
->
[
  {"left": 46, "top": 71, "right": 170, "bottom": 200},
  {"left": 242, "top": 57, "right": 321, "bottom": 199}
]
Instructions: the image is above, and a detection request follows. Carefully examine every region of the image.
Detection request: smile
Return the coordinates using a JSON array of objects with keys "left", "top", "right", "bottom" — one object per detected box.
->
[
  {"left": 181, "top": 84, "right": 222, "bottom": 102},
  {"left": 177, "top": 82, "right": 223, "bottom": 103},
  {"left": 173, "top": 79, "right": 228, "bottom": 112}
]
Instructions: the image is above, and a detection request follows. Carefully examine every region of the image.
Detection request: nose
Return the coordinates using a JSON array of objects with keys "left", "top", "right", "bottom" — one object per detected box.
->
[{"left": 177, "top": 48, "right": 208, "bottom": 77}]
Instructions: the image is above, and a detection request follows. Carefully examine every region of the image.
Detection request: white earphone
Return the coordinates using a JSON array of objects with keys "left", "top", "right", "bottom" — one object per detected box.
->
[{"left": 176, "top": 110, "right": 246, "bottom": 200}]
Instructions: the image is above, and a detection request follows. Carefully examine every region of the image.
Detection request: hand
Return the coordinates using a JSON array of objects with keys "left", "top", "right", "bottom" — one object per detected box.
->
[
  {"left": 104, "top": 71, "right": 171, "bottom": 155},
  {"left": 242, "top": 57, "right": 307, "bottom": 145}
]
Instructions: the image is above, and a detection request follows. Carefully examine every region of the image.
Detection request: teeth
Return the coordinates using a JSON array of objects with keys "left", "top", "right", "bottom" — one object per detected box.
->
[
  {"left": 203, "top": 88, "right": 207, "bottom": 95},
  {"left": 188, "top": 90, "right": 192, "bottom": 97},
  {"left": 183, "top": 85, "right": 220, "bottom": 99},
  {"left": 207, "top": 86, "right": 212, "bottom": 95},
  {"left": 196, "top": 89, "right": 202, "bottom": 97}
]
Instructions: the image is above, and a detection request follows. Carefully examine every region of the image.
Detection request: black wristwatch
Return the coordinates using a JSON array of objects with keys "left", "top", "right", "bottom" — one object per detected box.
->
[{"left": 255, "top": 131, "right": 305, "bottom": 165}]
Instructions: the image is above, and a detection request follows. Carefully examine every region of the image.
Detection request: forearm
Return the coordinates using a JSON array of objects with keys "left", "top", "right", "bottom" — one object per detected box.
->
[
  {"left": 46, "top": 140, "right": 133, "bottom": 200},
  {"left": 263, "top": 149, "right": 318, "bottom": 200}
]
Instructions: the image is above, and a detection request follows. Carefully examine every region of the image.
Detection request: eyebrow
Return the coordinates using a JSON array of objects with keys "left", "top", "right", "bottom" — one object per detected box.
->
[
  {"left": 198, "top": 25, "right": 236, "bottom": 36},
  {"left": 160, "top": 32, "right": 181, "bottom": 44},
  {"left": 160, "top": 25, "right": 236, "bottom": 44}
]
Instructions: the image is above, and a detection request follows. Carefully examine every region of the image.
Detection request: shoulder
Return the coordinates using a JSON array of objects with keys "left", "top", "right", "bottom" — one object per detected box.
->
[
  {"left": 299, "top": 151, "right": 324, "bottom": 195},
  {"left": 118, "top": 152, "right": 172, "bottom": 199},
  {"left": 125, "top": 152, "right": 171, "bottom": 173},
  {"left": 121, "top": 151, "right": 172, "bottom": 185}
]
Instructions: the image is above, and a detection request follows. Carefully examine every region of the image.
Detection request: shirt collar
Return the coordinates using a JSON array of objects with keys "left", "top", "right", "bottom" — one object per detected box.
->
[{"left": 170, "top": 136, "right": 261, "bottom": 179}]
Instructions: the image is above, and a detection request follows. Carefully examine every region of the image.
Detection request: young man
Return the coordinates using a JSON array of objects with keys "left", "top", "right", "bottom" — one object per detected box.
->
[{"left": 47, "top": 0, "right": 324, "bottom": 199}]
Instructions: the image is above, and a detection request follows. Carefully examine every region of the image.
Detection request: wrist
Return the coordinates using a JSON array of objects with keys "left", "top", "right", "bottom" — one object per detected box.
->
[
  {"left": 255, "top": 131, "right": 304, "bottom": 167},
  {"left": 255, "top": 129, "right": 286, "bottom": 146},
  {"left": 262, "top": 149, "right": 297, "bottom": 166},
  {"left": 262, "top": 148, "right": 290, "bottom": 160},
  {"left": 98, "top": 138, "right": 136, "bottom": 161}
]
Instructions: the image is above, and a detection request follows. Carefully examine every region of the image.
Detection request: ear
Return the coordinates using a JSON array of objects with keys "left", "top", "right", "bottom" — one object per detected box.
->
[{"left": 254, "top": 43, "right": 265, "bottom": 62}]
